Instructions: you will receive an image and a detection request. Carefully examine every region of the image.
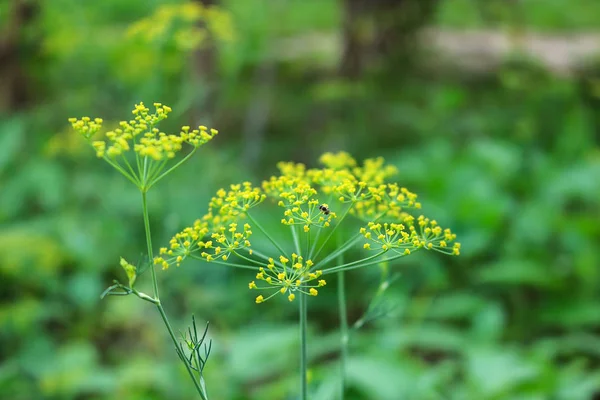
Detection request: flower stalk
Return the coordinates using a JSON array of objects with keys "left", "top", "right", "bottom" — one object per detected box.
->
[
  {"left": 337, "top": 269, "right": 348, "bottom": 399},
  {"left": 335, "top": 228, "right": 351, "bottom": 399},
  {"left": 70, "top": 102, "right": 218, "bottom": 399},
  {"left": 299, "top": 292, "right": 308, "bottom": 400},
  {"left": 71, "top": 92, "right": 462, "bottom": 400}
]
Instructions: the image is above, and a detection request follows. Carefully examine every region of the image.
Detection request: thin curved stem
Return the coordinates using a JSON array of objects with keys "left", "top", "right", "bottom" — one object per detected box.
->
[
  {"left": 120, "top": 154, "right": 140, "bottom": 184},
  {"left": 140, "top": 191, "right": 208, "bottom": 399},
  {"left": 147, "top": 147, "right": 197, "bottom": 190},
  {"left": 142, "top": 155, "right": 149, "bottom": 186},
  {"left": 246, "top": 212, "right": 288, "bottom": 256},
  {"left": 190, "top": 254, "right": 260, "bottom": 271},
  {"left": 313, "top": 211, "right": 390, "bottom": 269},
  {"left": 104, "top": 157, "right": 140, "bottom": 187},
  {"left": 146, "top": 158, "right": 168, "bottom": 186},
  {"left": 308, "top": 226, "right": 322, "bottom": 260},
  {"left": 291, "top": 225, "right": 301, "bottom": 256},
  {"left": 306, "top": 229, "right": 311, "bottom": 260},
  {"left": 321, "top": 250, "right": 387, "bottom": 274},
  {"left": 232, "top": 251, "right": 265, "bottom": 267},
  {"left": 157, "top": 304, "right": 207, "bottom": 399},
  {"left": 291, "top": 222, "right": 308, "bottom": 400},
  {"left": 141, "top": 191, "right": 159, "bottom": 299},
  {"left": 323, "top": 251, "right": 411, "bottom": 275},
  {"left": 311, "top": 202, "right": 354, "bottom": 261},
  {"left": 353, "top": 261, "right": 393, "bottom": 331},
  {"left": 337, "top": 235, "right": 348, "bottom": 399},
  {"left": 299, "top": 293, "right": 308, "bottom": 400},
  {"left": 246, "top": 248, "right": 280, "bottom": 265},
  {"left": 314, "top": 233, "right": 362, "bottom": 270}
]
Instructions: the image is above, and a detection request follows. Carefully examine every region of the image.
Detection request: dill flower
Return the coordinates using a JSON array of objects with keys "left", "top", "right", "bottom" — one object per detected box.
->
[
  {"left": 208, "top": 182, "right": 266, "bottom": 221},
  {"left": 156, "top": 151, "right": 461, "bottom": 304},
  {"left": 154, "top": 182, "right": 264, "bottom": 270},
  {"left": 69, "top": 102, "right": 218, "bottom": 190},
  {"left": 199, "top": 223, "right": 253, "bottom": 262},
  {"left": 248, "top": 254, "right": 325, "bottom": 302}
]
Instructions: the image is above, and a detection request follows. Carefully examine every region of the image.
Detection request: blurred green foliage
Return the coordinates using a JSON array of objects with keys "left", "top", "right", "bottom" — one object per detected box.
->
[
  {"left": 437, "top": 0, "right": 600, "bottom": 31},
  {"left": 1, "top": 0, "right": 600, "bottom": 399}
]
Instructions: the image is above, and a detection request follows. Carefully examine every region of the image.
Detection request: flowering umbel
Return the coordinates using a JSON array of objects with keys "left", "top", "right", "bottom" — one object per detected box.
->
[
  {"left": 156, "top": 151, "right": 460, "bottom": 304},
  {"left": 69, "top": 102, "right": 218, "bottom": 190},
  {"left": 72, "top": 102, "right": 216, "bottom": 400}
]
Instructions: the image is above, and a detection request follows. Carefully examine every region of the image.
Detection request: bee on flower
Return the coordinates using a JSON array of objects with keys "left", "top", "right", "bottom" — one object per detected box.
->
[{"left": 318, "top": 204, "right": 331, "bottom": 215}]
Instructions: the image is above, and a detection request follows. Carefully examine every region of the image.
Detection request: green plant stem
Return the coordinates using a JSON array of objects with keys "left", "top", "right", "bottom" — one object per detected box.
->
[
  {"left": 147, "top": 148, "right": 197, "bottom": 189},
  {"left": 308, "top": 226, "right": 322, "bottom": 260},
  {"left": 353, "top": 262, "right": 392, "bottom": 330},
  {"left": 141, "top": 191, "right": 208, "bottom": 400},
  {"left": 146, "top": 158, "right": 167, "bottom": 185},
  {"left": 141, "top": 191, "right": 159, "bottom": 299},
  {"left": 104, "top": 156, "right": 139, "bottom": 186},
  {"left": 292, "top": 223, "right": 308, "bottom": 400},
  {"left": 142, "top": 154, "right": 150, "bottom": 185},
  {"left": 313, "top": 233, "right": 362, "bottom": 269},
  {"left": 322, "top": 251, "right": 411, "bottom": 275},
  {"left": 338, "top": 270, "right": 348, "bottom": 399},
  {"left": 120, "top": 154, "right": 140, "bottom": 184},
  {"left": 190, "top": 254, "right": 260, "bottom": 270},
  {"left": 232, "top": 251, "right": 266, "bottom": 266},
  {"left": 322, "top": 251, "right": 387, "bottom": 275},
  {"left": 311, "top": 202, "right": 354, "bottom": 261},
  {"left": 157, "top": 303, "right": 207, "bottom": 399},
  {"left": 246, "top": 212, "right": 288, "bottom": 256},
  {"left": 306, "top": 229, "right": 311, "bottom": 261},
  {"left": 336, "top": 233, "right": 348, "bottom": 399},
  {"left": 245, "top": 248, "right": 285, "bottom": 268},
  {"left": 291, "top": 225, "right": 301, "bottom": 256},
  {"left": 299, "top": 293, "right": 308, "bottom": 400}
]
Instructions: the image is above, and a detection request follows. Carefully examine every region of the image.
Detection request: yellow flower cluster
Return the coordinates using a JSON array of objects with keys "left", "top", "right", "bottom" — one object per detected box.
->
[
  {"left": 416, "top": 215, "right": 461, "bottom": 255},
  {"left": 199, "top": 223, "right": 253, "bottom": 262},
  {"left": 68, "top": 117, "right": 103, "bottom": 140},
  {"left": 208, "top": 182, "right": 266, "bottom": 222},
  {"left": 127, "top": 2, "right": 234, "bottom": 50},
  {"left": 306, "top": 167, "right": 355, "bottom": 195},
  {"left": 319, "top": 151, "right": 357, "bottom": 170},
  {"left": 361, "top": 215, "right": 460, "bottom": 256},
  {"left": 348, "top": 184, "right": 421, "bottom": 221},
  {"left": 156, "top": 151, "right": 460, "bottom": 305},
  {"left": 69, "top": 103, "right": 218, "bottom": 161},
  {"left": 154, "top": 221, "right": 253, "bottom": 269},
  {"left": 352, "top": 156, "right": 398, "bottom": 186},
  {"left": 154, "top": 222, "right": 210, "bottom": 270},
  {"left": 263, "top": 176, "right": 335, "bottom": 231},
  {"left": 155, "top": 182, "right": 264, "bottom": 269},
  {"left": 269, "top": 154, "right": 419, "bottom": 222},
  {"left": 249, "top": 254, "right": 326, "bottom": 303}
]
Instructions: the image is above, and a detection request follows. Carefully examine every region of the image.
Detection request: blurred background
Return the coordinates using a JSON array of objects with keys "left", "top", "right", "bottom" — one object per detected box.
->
[{"left": 1, "top": 0, "right": 600, "bottom": 399}]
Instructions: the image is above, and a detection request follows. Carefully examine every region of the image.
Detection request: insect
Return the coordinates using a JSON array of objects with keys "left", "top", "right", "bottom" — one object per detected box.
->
[{"left": 318, "top": 204, "right": 330, "bottom": 215}]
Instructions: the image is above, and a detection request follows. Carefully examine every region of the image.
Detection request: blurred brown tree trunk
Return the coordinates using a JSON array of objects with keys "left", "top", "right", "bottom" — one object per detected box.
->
[
  {"left": 339, "top": 0, "right": 439, "bottom": 78},
  {"left": 0, "top": 0, "right": 38, "bottom": 113}
]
